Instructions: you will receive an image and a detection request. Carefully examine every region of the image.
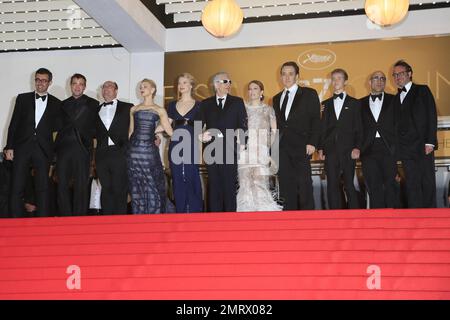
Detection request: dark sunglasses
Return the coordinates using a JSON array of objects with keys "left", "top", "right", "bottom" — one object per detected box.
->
[{"left": 216, "top": 79, "right": 232, "bottom": 84}]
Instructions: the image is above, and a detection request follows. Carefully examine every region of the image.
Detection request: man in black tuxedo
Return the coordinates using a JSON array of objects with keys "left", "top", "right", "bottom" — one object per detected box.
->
[
  {"left": 360, "top": 71, "right": 398, "bottom": 208},
  {"left": 392, "top": 60, "right": 438, "bottom": 208},
  {"left": 273, "top": 61, "right": 321, "bottom": 210},
  {"left": 55, "top": 74, "right": 99, "bottom": 216},
  {"left": 196, "top": 72, "right": 248, "bottom": 212},
  {"left": 4, "top": 68, "right": 61, "bottom": 217},
  {"left": 318, "top": 68, "right": 363, "bottom": 209},
  {"left": 95, "top": 81, "right": 132, "bottom": 215}
]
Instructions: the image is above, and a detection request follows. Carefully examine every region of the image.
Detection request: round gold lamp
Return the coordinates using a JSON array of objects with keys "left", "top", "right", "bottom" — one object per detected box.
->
[
  {"left": 365, "top": 0, "right": 409, "bottom": 27},
  {"left": 201, "top": 0, "right": 244, "bottom": 38}
]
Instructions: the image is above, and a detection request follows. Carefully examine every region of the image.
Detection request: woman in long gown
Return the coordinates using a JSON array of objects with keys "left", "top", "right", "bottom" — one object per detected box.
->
[
  {"left": 167, "top": 73, "right": 203, "bottom": 213},
  {"left": 127, "top": 79, "right": 173, "bottom": 214},
  {"left": 237, "top": 80, "right": 282, "bottom": 211}
]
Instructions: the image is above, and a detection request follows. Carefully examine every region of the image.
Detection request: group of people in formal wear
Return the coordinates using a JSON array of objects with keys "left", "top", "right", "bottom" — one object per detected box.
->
[{"left": 0, "top": 58, "right": 438, "bottom": 218}]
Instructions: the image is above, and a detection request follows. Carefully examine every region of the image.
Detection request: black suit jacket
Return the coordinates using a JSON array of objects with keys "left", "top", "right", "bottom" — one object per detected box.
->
[
  {"left": 320, "top": 94, "right": 363, "bottom": 155},
  {"left": 95, "top": 100, "right": 132, "bottom": 153},
  {"left": 394, "top": 83, "right": 438, "bottom": 151},
  {"left": 196, "top": 94, "right": 248, "bottom": 155},
  {"left": 5, "top": 92, "right": 61, "bottom": 160},
  {"left": 55, "top": 94, "right": 100, "bottom": 155},
  {"left": 360, "top": 93, "right": 396, "bottom": 155},
  {"left": 273, "top": 85, "right": 321, "bottom": 158}
]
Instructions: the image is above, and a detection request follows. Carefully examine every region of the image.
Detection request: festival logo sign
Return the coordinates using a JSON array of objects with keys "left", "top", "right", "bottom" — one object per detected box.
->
[{"left": 298, "top": 48, "right": 337, "bottom": 70}]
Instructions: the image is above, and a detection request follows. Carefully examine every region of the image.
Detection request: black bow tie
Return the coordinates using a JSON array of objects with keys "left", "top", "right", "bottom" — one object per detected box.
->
[
  {"left": 398, "top": 87, "right": 407, "bottom": 94},
  {"left": 333, "top": 92, "right": 344, "bottom": 100},
  {"left": 35, "top": 93, "right": 47, "bottom": 101},
  {"left": 370, "top": 93, "right": 383, "bottom": 102},
  {"left": 103, "top": 101, "right": 114, "bottom": 107}
]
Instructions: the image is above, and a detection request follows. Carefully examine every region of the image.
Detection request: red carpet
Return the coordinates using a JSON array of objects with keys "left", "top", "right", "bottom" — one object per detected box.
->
[{"left": 0, "top": 209, "right": 449, "bottom": 299}]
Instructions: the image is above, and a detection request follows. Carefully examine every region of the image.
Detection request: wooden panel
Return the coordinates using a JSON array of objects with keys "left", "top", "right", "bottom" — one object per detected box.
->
[
  {"left": 0, "top": 19, "right": 99, "bottom": 32},
  {"left": 170, "top": 0, "right": 443, "bottom": 22},
  {"left": 0, "top": 0, "right": 76, "bottom": 13},
  {"left": 0, "top": 28, "right": 110, "bottom": 42},
  {"left": 0, "top": 0, "right": 118, "bottom": 51},
  {"left": 1, "top": 37, "right": 118, "bottom": 51},
  {"left": 0, "top": 11, "right": 91, "bottom": 23}
]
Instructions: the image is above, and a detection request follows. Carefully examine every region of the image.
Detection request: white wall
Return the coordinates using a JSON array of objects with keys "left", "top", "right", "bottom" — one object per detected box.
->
[
  {"left": 166, "top": 8, "right": 450, "bottom": 52},
  {"left": 0, "top": 47, "right": 164, "bottom": 147}
]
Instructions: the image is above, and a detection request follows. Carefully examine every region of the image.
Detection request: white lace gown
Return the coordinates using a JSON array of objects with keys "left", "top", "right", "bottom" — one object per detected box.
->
[{"left": 237, "top": 104, "right": 282, "bottom": 212}]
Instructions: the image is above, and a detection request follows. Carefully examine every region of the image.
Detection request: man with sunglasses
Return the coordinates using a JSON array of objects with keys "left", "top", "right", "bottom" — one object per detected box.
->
[
  {"left": 196, "top": 72, "right": 248, "bottom": 212},
  {"left": 3, "top": 68, "right": 61, "bottom": 217},
  {"left": 359, "top": 71, "right": 397, "bottom": 208},
  {"left": 392, "top": 60, "right": 438, "bottom": 208}
]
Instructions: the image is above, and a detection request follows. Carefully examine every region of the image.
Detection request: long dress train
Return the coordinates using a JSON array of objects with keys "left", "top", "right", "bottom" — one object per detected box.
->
[
  {"left": 127, "top": 110, "right": 170, "bottom": 214},
  {"left": 237, "top": 104, "right": 282, "bottom": 211}
]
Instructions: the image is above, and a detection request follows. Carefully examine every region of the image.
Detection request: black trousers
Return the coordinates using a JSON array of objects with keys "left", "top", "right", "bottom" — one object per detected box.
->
[
  {"left": 207, "top": 163, "right": 237, "bottom": 212},
  {"left": 401, "top": 152, "right": 436, "bottom": 208},
  {"left": 96, "top": 147, "right": 128, "bottom": 215},
  {"left": 9, "top": 141, "right": 50, "bottom": 218},
  {"left": 278, "top": 150, "right": 314, "bottom": 210},
  {"left": 0, "top": 160, "right": 10, "bottom": 218},
  {"left": 56, "top": 145, "right": 90, "bottom": 216},
  {"left": 361, "top": 139, "right": 398, "bottom": 208},
  {"left": 324, "top": 151, "right": 359, "bottom": 209}
]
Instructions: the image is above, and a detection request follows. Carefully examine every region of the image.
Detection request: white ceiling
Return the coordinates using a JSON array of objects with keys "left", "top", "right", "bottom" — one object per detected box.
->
[
  {"left": 156, "top": 0, "right": 449, "bottom": 23},
  {"left": 1, "top": 0, "right": 449, "bottom": 52},
  {"left": 0, "top": 0, "right": 119, "bottom": 51}
]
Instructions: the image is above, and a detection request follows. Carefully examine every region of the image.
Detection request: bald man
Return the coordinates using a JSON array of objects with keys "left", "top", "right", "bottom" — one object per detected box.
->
[
  {"left": 95, "top": 81, "right": 132, "bottom": 214},
  {"left": 360, "top": 71, "right": 397, "bottom": 208}
]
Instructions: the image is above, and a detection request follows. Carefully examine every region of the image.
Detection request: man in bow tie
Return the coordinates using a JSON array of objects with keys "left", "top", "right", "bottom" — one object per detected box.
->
[
  {"left": 94, "top": 81, "right": 132, "bottom": 215},
  {"left": 359, "top": 71, "right": 398, "bottom": 208},
  {"left": 318, "top": 68, "right": 363, "bottom": 209},
  {"left": 392, "top": 60, "right": 438, "bottom": 208},
  {"left": 3, "top": 68, "right": 61, "bottom": 217}
]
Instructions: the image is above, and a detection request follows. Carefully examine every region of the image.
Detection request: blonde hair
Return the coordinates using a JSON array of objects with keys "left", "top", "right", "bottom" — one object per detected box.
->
[
  {"left": 141, "top": 78, "right": 157, "bottom": 98},
  {"left": 176, "top": 72, "right": 195, "bottom": 99}
]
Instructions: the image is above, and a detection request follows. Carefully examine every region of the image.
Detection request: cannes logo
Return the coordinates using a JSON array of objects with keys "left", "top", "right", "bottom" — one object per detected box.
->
[{"left": 297, "top": 49, "right": 337, "bottom": 70}]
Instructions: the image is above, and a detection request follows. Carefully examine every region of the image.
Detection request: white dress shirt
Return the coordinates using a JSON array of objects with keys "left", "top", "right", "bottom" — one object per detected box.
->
[
  {"left": 280, "top": 84, "right": 298, "bottom": 120},
  {"left": 35, "top": 92, "right": 48, "bottom": 128},
  {"left": 400, "top": 81, "right": 412, "bottom": 104},
  {"left": 216, "top": 94, "right": 227, "bottom": 108},
  {"left": 280, "top": 84, "right": 298, "bottom": 119},
  {"left": 369, "top": 92, "right": 384, "bottom": 138},
  {"left": 333, "top": 91, "right": 346, "bottom": 120},
  {"left": 99, "top": 99, "right": 118, "bottom": 146}
]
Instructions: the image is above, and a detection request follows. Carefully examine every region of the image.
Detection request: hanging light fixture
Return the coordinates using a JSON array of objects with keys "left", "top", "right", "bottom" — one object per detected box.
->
[
  {"left": 201, "top": 0, "right": 244, "bottom": 38},
  {"left": 365, "top": 0, "right": 409, "bottom": 27}
]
